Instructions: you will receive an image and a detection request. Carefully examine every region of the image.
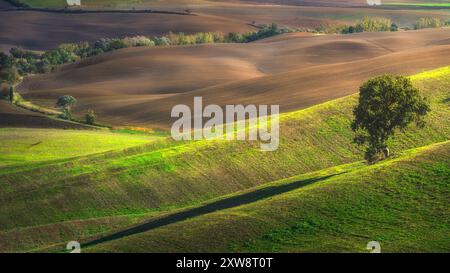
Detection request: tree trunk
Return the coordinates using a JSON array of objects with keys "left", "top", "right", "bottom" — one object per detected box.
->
[{"left": 9, "top": 86, "right": 14, "bottom": 102}]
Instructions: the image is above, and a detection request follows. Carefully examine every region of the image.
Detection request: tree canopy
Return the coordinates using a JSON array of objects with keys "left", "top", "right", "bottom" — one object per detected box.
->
[
  {"left": 352, "top": 74, "right": 430, "bottom": 163},
  {"left": 56, "top": 95, "right": 77, "bottom": 110}
]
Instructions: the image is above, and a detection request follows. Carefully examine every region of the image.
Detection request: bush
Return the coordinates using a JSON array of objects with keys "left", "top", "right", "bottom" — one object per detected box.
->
[
  {"left": 123, "top": 36, "right": 155, "bottom": 47},
  {"left": 93, "top": 38, "right": 129, "bottom": 52},
  {"left": 390, "top": 23, "right": 398, "bottom": 32},
  {"left": 226, "top": 32, "right": 244, "bottom": 43},
  {"left": 355, "top": 17, "right": 392, "bottom": 32},
  {"left": 58, "top": 109, "right": 72, "bottom": 120},
  {"left": 42, "top": 46, "right": 79, "bottom": 66},
  {"left": 338, "top": 17, "right": 393, "bottom": 34},
  {"left": 154, "top": 36, "right": 172, "bottom": 46},
  {"left": 414, "top": 17, "right": 446, "bottom": 29},
  {"left": 85, "top": 110, "right": 97, "bottom": 125}
]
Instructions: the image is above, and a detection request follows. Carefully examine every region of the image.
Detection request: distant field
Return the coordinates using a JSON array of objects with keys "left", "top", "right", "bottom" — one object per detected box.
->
[
  {"left": 1, "top": 67, "right": 449, "bottom": 252},
  {"left": 385, "top": 2, "right": 450, "bottom": 8},
  {"left": 0, "top": 128, "right": 162, "bottom": 167},
  {"left": 2, "top": 0, "right": 449, "bottom": 50},
  {"left": 18, "top": 28, "right": 450, "bottom": 128},
  {"left": 9, "top": 0, "right": 206, "bottom": 8}
]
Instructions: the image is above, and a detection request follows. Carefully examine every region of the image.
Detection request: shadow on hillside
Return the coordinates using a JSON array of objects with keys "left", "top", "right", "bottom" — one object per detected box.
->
[{"left": 82, "top": 173, "right": 342, "bottom": 248}]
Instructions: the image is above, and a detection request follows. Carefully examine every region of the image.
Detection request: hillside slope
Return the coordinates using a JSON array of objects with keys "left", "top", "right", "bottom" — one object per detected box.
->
[
  {"left": 0, "top": 67, "right": 449, "bottom": 252},
  {"left": 86, "top": 140, "right": 450, "bottom": 253}
]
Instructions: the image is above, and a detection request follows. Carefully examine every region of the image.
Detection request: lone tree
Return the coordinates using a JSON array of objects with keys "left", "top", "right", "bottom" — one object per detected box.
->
[
  {"left": 56, "top": 95, "right": 77, "bottom": 120},
  {"left": 351, "top": 74, "right": 430, "bottom": 163}
]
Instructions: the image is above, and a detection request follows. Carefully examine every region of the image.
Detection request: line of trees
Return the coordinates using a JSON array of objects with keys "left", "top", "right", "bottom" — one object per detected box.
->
[
  {"left": 316, "top": 16, "right": 449, "bottom": 34},
  {"left": 1, "top": 23, "right": 292, "bottom": 78},
  {"left": 316, "top": 17, "right": 398, "bottom": 34}
]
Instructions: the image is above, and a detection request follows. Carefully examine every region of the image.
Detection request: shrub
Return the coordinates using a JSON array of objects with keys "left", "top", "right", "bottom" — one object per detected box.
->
[
  {"left": 390, "top": 23, "right": 398, "bottom": 32},
  {"left": 226, "top": 32, "right": 243, "bottom": 43},
  {"left": 42, "top": 46, "right": 79, "bottom": 66},
  {"left": 339, "top": 17, "right": 393, "bottom": 34},
  {"left": 123, "top": 36, "right": 155, "bottom": 47},
  {"left": 93, "top": 38, "right": 129, "bottom": 52},
  {"left": 414, "top": 17, "right": 446, "bottom": 29},
  {"left": 58, "top": 109, "right": 72, "bottom": 120},
  {"left": 154, "top": 36, "right": 172, "bottom": 46},
  {"left": 355, "top": 17, "right": 392, "bottom": 32},
  {"left": 85, "top": 110, "right": 97, "bottom": 125}
]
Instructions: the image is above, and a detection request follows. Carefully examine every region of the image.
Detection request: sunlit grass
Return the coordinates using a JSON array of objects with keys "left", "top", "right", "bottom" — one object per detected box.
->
[{"left": 0, "top": 128, "right": 162, "bottom": 167}]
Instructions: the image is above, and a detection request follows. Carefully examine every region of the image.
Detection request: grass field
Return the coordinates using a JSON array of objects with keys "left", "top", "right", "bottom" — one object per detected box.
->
[
  {"left": 0, "top": 66, "right": 449, "bottom": 252},
  {"left": 85, "top": 141, "right": 450, "bottom": 252},
  {"left": 0, "top": 128, "right": 162, "bottom": 167}
]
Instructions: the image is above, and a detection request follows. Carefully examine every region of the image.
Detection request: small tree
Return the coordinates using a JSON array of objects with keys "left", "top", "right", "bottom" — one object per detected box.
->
[
  {"left": 390, "top": 23, "right": 398, "bottom": 32},
  {"left": 56, "top": 95, "right": 77, "bottom": 120},
  {"left": 352, "top": 74, "right": 430, "bottom": 163},
  {"left": 85, "top": 110, "right": 97, "bottom": 125},
  {"left": 59, "top": 108, "right": 72, "bottom": 120}
]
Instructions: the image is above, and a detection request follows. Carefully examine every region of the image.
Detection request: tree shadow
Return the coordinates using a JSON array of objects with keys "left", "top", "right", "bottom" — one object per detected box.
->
[{"left": 82, "top": 172, "right": 343, "bottom": 248}]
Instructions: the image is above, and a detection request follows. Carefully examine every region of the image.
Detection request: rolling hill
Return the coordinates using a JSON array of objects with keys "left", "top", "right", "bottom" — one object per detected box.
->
[
  {"left": 0, "top": 8, "right": 254, "bottom": 50},
  {"left": 18, "top": 28, "right": 450, "bottom": 128},
  {"left": 0, "top": 66, "right": 448, "bottom": 252},
  {"left": 84, "top": 140, "right": 450, "bottom": 253}
]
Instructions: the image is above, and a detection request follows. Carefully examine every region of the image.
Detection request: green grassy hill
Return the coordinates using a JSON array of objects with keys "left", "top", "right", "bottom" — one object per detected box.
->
[
  {"left": 85, "top": 141, "right": 450, "bottom": 253},
  {"left": 0, "top": 128, "right": 162, "bottom": 168},
  {"left": 0, "top": 66, "right": 449, "bottom": 252}
]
